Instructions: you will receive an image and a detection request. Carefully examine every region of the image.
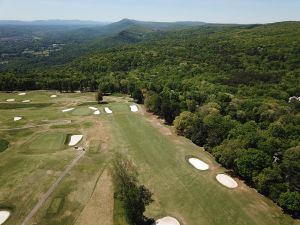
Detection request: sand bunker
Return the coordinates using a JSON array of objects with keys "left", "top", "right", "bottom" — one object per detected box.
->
[
  {"left": 14, "top": 117, "right": 22, "bottom": 121},
  {"left": 216, "top": 174, "right": 238, "bottom": 189},
  {"left": 22, "top": 100, "right": 31, "bottom": 103},
  {"left": 6, "top": 99, "right": 15, "bottom": 102},
  {"left": 50, "top": 95, "right": 57, "bottom": 98},
  {"left": 94, "top": 110, "right": 100, "bottom": 115},
  {"left": 88, "top": 106, "right": 98, "bottom": 111},
  {"left": 188, "top": 158, "right": 209, "bottom": 171},
  {"left": 68, "top": 135, "right": 83, "bottom": 146},
  {"left": 105, "top": 107, "right": 112, "bottom": 114},
  {"left": 130, "top": 105, "right": 138, "bottom": 112},
  {"left": 18, "top": 92, "right": 26, "bottom": 96},
  {"left": 153, "top": 217, "right": 180, "bottom": 225},
  {"left": 62, "top": 108, "right": 75, "bottom": 113},
  {"left": 0, "top": 211, "right": 10, "bottom": 225}
]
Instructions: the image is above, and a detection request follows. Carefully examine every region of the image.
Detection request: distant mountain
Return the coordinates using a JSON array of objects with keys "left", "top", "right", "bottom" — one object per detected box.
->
[
  {"left": 120, "top": 19, "right": 207, "bottom": 30},
  {"left": 0, "top": 20, "right": 108, "bottom": 27},
  {"left": 63, "top": 18, "right": 207, "bottom": 41}
]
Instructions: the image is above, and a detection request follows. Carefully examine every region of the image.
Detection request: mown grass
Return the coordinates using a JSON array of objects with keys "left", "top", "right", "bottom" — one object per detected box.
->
[
  {"left": 47, "top": 197, "right": 64, "bottom": 215},
  {"left": 0, "top": 91, "right": 109, "bottom": 225},
  {"left": 72, "top": 107, "right": 92, "bottom": 116},
  {"left": 0, "top": 92, "right": 298, "bottom": 225},
  {"left": 0, "top": 139, "right": 9, "bottom": 152},
  {"left": 77, "top": 102, "right": 98, "bottom": 106},
  {"left": 0, "top": 103, "right": 52, "bottom": 110},
  {"left": 26, "top": 132, "right": 67, "bottom": 154},
  {"left": 113, "top": 198, "right": 130, "bottom": 225},
  {"left": 107, "top": 102, "right": 297, "bottom": 225}
]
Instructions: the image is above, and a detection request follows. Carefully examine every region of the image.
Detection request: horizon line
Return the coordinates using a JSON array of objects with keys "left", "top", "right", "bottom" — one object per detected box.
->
[{"left": 0, "top": 18, "right": 299, "bottom": 25}]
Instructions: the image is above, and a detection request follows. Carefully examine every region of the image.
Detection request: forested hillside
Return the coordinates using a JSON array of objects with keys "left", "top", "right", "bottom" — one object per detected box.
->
[{"left": 0, "top": 21, "right": 299, "bottom": 217}]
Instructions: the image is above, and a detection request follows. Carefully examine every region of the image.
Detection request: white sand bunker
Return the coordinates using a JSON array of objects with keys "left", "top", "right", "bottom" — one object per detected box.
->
[
  {"left": 14, "top": 117, "right": 22, "bottom": 121},
  {"left": 105, "top": 107, "right": 113, "bottom": 114},
  {"left": 188, "top": 158, "right": 209, "bottom": 171},
  {"left": 50, "top": 95, "right": 57, "bottom": 98},
  {"left": 88, "top": 106, "right": 98, "bottom": 111},
  {"left": 62, "top": 108, "right": 75, "bottom": 113},
  {"left": 18, "top": 92, "right": 26, "bottom": 96},
  {"left": 94, "top": 110, "right": 100, "bottom": 115},
  {"left": 216, "top": 174, "right": 238, "bottom": 189},
  {"left": 0, "top": 211, "right": 10, "bottom": 225},
  {"left": 22, "top": 100, "right": 31, "bottom": 103},
  {"left": 6, "top": 99, "right": 15, "bottom": 102},
  {"left": 68, "top": 135, "right": 83, "bottom": 146},
  {"left": 153, "top": 217, "right": 180, "bottom": 225},
  {"left": 130, "top": 105, "right": 139, "bottom": 112}
]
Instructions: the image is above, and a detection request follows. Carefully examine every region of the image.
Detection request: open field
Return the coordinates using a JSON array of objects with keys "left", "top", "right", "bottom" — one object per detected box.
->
[{"left": 0, "top": 91, "right": 299, "bottom": 225}]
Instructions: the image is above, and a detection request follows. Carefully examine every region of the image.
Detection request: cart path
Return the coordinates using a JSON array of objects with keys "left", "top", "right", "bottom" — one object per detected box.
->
[{"left": 20, "top": 150, "right": 85, "bottom": 225}]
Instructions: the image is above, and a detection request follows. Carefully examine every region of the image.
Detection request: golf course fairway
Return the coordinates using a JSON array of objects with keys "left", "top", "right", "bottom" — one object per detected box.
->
[{"left": 0, "top": 91, "right": 298, "bottom": 225}]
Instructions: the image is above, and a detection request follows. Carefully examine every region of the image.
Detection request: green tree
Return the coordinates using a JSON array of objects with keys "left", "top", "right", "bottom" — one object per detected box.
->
[
  {"left": 190, "top": 113, "right": 207, "bottom": 146},
  {"left": 278, "top": 191, "right": 300, "bottom": 217},
  {"left": 174, "top": 111, "right": 195, "bottom": 138},
  {"left": 212, "top": 139, "right": 243, "bottom": 168},
  {"left": 132, "top": 88, "right": 144, "bottom": 104},
  {"left": 144, "top": 93, "right": 161, "bottom": 113},
  {"left": 253, "top": 165, "right": 284, "bottom": 196},
  {"left": 96, "top": 90, "right": 103, "bottom": 104},
  {"left": 113, "top": 154, "right": 154, "bottom": 225},
  {"left": 282, "top": 146, "right": 300, "bottom": 190},
  {"left": 235, "top": 149, "right": 272, "bottom": 182},
  {"left": 203, "top": 114, "right": 235, "bottom": 149}
]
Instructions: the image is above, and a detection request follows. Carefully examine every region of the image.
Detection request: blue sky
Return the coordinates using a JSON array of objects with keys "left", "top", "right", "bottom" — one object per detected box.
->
[{"left": 0, "top": 0, "right": 299, "bottom": 23}]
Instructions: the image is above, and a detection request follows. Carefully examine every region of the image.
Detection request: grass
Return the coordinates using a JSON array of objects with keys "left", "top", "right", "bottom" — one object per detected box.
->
[
  {"left": 72, "top": 107, "right": 92, "bottom": 116},
  {"left": 0, "top": 103, "right": 52, "bottom": 110},
  {"left": 27, "top": 132, "right": 67, "bottom": 153},
  {"left": 0, "top": 91, "right": 110, "bottom": 225},
  {"left": 78, "top": 102, "right": 98, "bottom": 106},
  {"left": 0, "top": 139, "right": 9, "bottom": 152},
  {"left": 107, "top": 102, "right": 297, "bottom": 225},
  {"left": 47, "top": 197, "right": 64, "bottom": 215},
  {"left": 113, "top": 198, "right": 130, "bottom": 225},
  {"left": 0, "top": 91, "right": 298, "bottom": 225},
  {"left": 88, "top": 140, "right": 102, "bottom": 154}
]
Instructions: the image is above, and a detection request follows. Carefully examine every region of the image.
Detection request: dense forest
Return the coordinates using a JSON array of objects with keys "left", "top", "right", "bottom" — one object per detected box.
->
[{"left": 0, "top": 21, "right": 299, "bottom": 217}]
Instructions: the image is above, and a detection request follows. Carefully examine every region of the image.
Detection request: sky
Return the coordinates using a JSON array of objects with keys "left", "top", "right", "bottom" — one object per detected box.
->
[{"left": 0, "top": 0, "right": 299, "bottom": 24}]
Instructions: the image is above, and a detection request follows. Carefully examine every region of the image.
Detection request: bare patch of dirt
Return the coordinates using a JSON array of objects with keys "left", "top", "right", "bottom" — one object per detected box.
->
[{"left": 146, "top": 117, "right": 172, "bottom": 136}]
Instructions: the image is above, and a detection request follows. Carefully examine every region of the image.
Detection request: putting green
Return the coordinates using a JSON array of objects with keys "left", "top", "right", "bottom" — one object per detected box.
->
[
  {"left": 71, "top": 107, "right": 91, "bottom": 116},
  {"left": 27, "top": 133, "right": 67, "bottom": 153}
]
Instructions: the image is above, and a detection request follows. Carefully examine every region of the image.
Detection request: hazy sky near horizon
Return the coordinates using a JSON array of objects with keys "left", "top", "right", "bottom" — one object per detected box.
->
[{"left": 0, "top": 0, "right": 299, "bottom": 24}]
